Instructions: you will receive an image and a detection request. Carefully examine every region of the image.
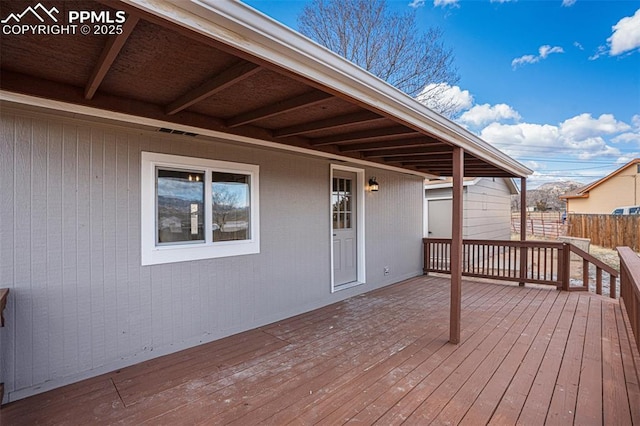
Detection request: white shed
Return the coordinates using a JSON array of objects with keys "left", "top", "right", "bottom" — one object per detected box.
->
[{"left": 425, "top": 177, "right": 518, "bottom": 240}]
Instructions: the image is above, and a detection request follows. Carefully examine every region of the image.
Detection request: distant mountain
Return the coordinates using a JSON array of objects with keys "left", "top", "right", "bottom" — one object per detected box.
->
[{"left": 511, "top": 180, "right": 583, "bottom": 212}]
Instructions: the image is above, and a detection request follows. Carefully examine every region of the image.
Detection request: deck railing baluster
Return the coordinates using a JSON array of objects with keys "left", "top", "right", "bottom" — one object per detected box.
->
[{"left": 423, "top": 238, "right": 619, "bottom": 296}]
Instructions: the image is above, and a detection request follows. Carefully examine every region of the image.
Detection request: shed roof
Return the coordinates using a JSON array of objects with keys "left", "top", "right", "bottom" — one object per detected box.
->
[
  {"left": 425, "top": 177, "right": 519, "bottom": 194},
  {"left": 0, "top": 0, "right": 531, "bottom": 178}
]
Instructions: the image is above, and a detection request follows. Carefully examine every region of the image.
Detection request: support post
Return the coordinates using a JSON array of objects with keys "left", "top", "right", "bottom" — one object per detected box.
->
[
  {"left": 519, "top": 177, "right": 527, "bottom": 286},
  {"left": 450, "top": 147, "right": 464, "bottom": 344}
]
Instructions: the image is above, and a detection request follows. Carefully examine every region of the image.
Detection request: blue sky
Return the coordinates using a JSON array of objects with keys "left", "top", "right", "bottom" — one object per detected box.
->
[{"left": 243, "top": 0, "right": 640, "bottom": 188}]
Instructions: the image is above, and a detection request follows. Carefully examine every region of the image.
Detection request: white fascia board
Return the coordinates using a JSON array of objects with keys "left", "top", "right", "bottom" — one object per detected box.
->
[
  {"left": 0, "top": 92, "right": 431, "bottom": 179},
  {"left": 424, "top": 178, "right": 480, "bottom": 190},
  {"left": 506, "top": 178, "right": 520, "bottom": 195},
  {"left": 120, "top": 0, "right": 532, "bottom": 178}
]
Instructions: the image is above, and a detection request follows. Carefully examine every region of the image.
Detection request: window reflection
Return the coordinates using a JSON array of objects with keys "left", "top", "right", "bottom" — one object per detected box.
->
[
  {"left": 212, "top": 172, "right": 250, "bottom": 241},
  {"left": 157, "top": 169, "right": 205, "bottom": 244}
]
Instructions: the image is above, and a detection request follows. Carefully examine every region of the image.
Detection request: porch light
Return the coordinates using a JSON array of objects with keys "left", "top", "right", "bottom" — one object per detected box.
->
[{"left": 369, "top": 177, "right": 379, "bottom": 192}]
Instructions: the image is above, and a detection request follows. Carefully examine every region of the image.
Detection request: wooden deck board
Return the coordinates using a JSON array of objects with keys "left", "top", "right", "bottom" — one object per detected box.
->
[
  {"left": 617, "top": 301, "right": 640, "bottom": 426},
  {"left": 574, "top": 296, "right": 604, "bottom": 425},
  {"left": 601, "top": 299, "right": 633, "bottom": 425},
  {"left": 487, "top": 291, "right": 569, "bottom": 425},
  {"left": 2, "top": 275, "right": 639, "bottom": 425},
  {"left": 545, "top": 294, "right": 589, "bottom": 424},
  {"left": 517, "top": 293, "right": 579, "bottom": 424}
]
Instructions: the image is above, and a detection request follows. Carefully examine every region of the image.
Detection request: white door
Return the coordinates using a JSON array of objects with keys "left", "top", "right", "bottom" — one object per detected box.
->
[
  {"left": 332, "top": 171, "right": 357, "bottom": 286},
  {"left": 427, "top": 199, "right": 453, "bottom": 238}
]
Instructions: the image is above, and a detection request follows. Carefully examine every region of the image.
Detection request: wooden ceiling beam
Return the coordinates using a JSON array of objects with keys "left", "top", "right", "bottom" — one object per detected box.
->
[
  {"left": 384, "top": 154, "right": 453, "bottom": 162},
  {"left": 84, "top": 15, "right": 140, "bottom": 100},
  {"left": 166, "top": 61, "right": 261, "bottom": 115},
  {"left": 340, "top": 139, "right": 445, "bottom": 153},
  {"left": 273, "top": 111, "right": 385, "bottom": 138},
  {"left": 226, "top": 91, "right": 333, "bottom": 128},
  {"left": 397, "top": 156, "right": 487, "bottom": 164},
  {"left": 359, "top": 144, "right": 451, "bottom": 157},
  {"left": 310, "top": 126, "right": 419, "bottom": 146}
]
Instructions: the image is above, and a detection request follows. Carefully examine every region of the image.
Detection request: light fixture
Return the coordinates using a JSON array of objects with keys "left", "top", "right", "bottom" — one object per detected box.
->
[{"left": 369, "top": 177, "right": 379, "bottom": 192}]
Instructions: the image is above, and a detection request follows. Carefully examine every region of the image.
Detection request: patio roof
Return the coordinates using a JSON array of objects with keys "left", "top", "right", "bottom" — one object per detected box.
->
[
  {"left": 0, "top": 0, "right": 532, "bottom": 178},
  {"left": 2, "top": 276, "right": 638, "bottom": 424}
]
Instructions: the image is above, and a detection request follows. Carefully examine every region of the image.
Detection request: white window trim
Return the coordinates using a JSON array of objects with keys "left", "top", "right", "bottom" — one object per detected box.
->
[
  {"left": 141, "top": 152, "right": 259, "bottom": 265},
  {"left": 330, "top": 164, "right": 366, "bottom": 292}
]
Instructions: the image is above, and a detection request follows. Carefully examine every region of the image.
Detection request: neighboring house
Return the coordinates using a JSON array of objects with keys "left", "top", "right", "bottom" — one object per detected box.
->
[
  {"left": 425, "top": 177, "right": 517, "bottom": 240},
  {"left": 560, "top": 159, "right": 640, "bottom": 214},
  {"left": 0, "top": 1, "right": 530, "bottom": 402}
]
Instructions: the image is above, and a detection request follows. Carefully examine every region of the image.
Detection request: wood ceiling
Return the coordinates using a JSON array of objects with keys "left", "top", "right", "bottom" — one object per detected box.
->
[{"left": 0, "top": 0, "right": 521, "bottom": 178}]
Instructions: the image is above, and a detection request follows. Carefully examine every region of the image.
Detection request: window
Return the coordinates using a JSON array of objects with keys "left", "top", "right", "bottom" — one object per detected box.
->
[
  {"left": 141, "top": 152, "right": 259, "bottom": 265},
  {"left": 332, "top": 177, "right": 353, "bottom": 229}
]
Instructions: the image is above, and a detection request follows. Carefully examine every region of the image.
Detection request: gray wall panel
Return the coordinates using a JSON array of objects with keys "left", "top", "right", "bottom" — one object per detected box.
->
[
  {"left": 425, "top": 178, "right": 512, "bottom": 241},
  {"left": 0, "top": 107, "right": 424, "bottom": 402}
]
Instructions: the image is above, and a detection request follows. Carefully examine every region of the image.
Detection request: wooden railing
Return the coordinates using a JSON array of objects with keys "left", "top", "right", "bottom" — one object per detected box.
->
[
  {"left": 424, "top": 238, "right": 619, "bottom": 298},
  {"left": 0, "top": 288, "right": 7, "bottom": 405},
  {"left": 618, "top": 247, "right": 640, "bottom": 353}
]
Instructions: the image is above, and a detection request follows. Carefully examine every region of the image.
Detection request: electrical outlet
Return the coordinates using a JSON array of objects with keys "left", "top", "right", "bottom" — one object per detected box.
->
[{"left": 384, "top": 267, "right": 390, "bottom": 276}]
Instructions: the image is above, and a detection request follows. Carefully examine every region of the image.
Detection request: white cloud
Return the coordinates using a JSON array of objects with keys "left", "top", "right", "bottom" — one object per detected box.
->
[
  {"left": 608, "top": 9, "right": 640, "bottom": 56},
  {"left": 429, "top": 86, "right": 636, "bottom": 184},
  {"left": 539, "top": 45, "right": 564, "bottom": 58},
  {"left": 480, "top": 122, "right": 561, "bottom": 155},
  {"left": 408, "top": 0, "right": 426, "bottom": 8},
  {"left": 511, "top": 55, "right": 538, "bottom": 68},
  {"left": 512, "top": 45, "right": 564, "bottom": 68},
  {"left": 559, "top": 113, "right": 631, "bottom": 141},
  {"left": 433, "top": 0, "right": 459, "bottom": 8},
  {"left": 611, "top": 132, "right": 640, "bottom": 144},
  {"left": 562, "top": 0, "right": 576, "bottom": 7},
  {"left": 458, "top": 103, "right": 521, "bottom": 127},
  {"left": 490, "top": 0, "right": 513, "bottom": 3},
  {"left": 591, "top": 9, "right": 640, "bottom": 59},
  {"left": 573, "top": 41, "right": 584, "bottom": 50},
  {"left": 478, "top": 113, "right": 633, "bottom": 163},
  {"left": 417, "top": 83, "right": 473, "bottom": 115}
]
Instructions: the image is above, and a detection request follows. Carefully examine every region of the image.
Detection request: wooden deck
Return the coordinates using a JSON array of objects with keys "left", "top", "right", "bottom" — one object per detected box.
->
[{"left": 3, "top": 276, "right": 639, "bottom": 425}]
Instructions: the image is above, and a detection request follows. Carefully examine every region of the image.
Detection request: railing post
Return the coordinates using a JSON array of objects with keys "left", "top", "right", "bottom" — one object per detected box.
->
[
  {"left": 561, "top": 243, "right": 571, "bottom": 291},
  {"left": 423, "top": 239, "right": 430, "bottom": 276},
  {"left": 519, "top": 177, "right": 527, "bottom": 286},
  {"left": 0, "top": 288, "right": 8, "bottom": 406},
  {"left": 609, "top": 274, "right": 616, "bottom": 299}
]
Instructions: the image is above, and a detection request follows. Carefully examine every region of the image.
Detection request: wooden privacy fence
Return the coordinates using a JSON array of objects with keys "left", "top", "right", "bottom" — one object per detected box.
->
[
  {"left": 568, "top": 214, "right": 640, "bottom": 252},
  {"left": 424, "top": 238, "right": 619, "bottom": 298},
  {"left": 618, "top": 247, "right": 640, "bottom": 353}
]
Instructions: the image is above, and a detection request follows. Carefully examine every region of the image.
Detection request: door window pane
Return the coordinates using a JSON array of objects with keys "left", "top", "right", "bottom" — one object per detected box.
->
[
  {"left": 212, "top": 172, "right": 250, "bottom": 241},
  {"left": 157, "top": 169, "right": 205, "bottom": 244},
  {"left": 332, "top": 177, "right": 353, "bottom": 229}
]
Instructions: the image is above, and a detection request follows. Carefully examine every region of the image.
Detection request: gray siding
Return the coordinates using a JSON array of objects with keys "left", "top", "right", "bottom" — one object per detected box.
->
[
  {"left": 0, "top": 107, "right": 424, "bottom": 401},
  {"left": 425, "top": 178, "right": 512, "bottom": 240},
  {"left": 463, "top": 178, "right": 512, "bottom": 240}
]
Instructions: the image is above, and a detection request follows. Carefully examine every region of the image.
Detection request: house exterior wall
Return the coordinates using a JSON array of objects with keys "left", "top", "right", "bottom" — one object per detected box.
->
[
  {"left": 0, "top": 107, "right": 424, "bottom": 402},
  {"left": 425, "top": 178, "right": 512, "bottom": 240},
  {"left": 567, "top": 165, "right": 640, "bottom": 214}
]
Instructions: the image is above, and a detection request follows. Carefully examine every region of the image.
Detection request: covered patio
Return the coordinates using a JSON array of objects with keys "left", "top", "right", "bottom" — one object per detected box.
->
[{"left": 3, "top": 275, "right": 638, "bottom": 425}]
